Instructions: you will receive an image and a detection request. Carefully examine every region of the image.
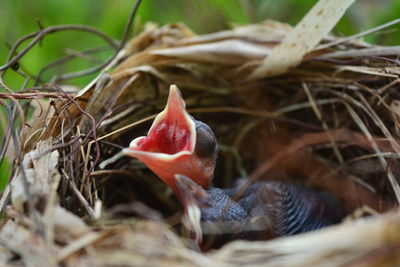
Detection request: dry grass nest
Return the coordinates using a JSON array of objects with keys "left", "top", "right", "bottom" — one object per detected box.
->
[{"left": 1, "top": 1, "right": 400, "bottom": 266}]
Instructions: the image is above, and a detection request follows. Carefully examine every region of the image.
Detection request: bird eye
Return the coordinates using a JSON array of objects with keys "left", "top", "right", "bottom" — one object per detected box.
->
[{"left": 194, "top": 120, "right": 218, "bottom": 159}]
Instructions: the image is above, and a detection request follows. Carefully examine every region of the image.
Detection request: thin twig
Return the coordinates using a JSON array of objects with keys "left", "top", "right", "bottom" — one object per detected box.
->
[
  {"left": 318, "top": 18, "right": 400, "bottom": 50},
  {"left": 0, "top": 25, "right": 119, "bottom": 73},
  {"left": 0, "top": 78, "right": 14, "bottom": 93},
  {"left": 302, "top": 83, "right": 344, "bottom": 164},
  {"left": 73, "top": 0, "right": 143, "bottom": 97},
  {"left": 35, "top": 46, "right": 110, "bottom": 85},
  {"left": 1, "top": 102, "right": 34, "bottom": 218},
  {"left": 119, "top": 0, "right": 143, "bottom": 50},
  {"left": 0, "top": 92, "right": 75, "bottom": 99},
  {"left": 62, "top": 169, "right": 96, "bottom": 219},
  {"left": 344, "top": 103, "right": 400, "bottom": 204},
  {"left": 53, "top": 60, "right": 114, "bottom": 83}
]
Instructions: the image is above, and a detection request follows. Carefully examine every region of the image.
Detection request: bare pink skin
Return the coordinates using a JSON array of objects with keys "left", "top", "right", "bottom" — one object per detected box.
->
[{"left": 123, "top": 85, "right": 213, "bottom": 194}]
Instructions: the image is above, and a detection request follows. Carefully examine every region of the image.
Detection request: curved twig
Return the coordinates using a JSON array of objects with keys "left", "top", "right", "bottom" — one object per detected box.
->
[
  {"left": 48, "top": 0, "right": 142, "bottom": 83},
  {"left": 0, "top": 25, "right": 119, "bottom": 73},
  {"left": 35, "top": 46, "right": 110, "bottom": 85}
]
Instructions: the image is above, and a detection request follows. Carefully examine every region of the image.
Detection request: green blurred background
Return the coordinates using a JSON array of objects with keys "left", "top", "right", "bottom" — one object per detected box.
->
[
  {"left": 0, "top": 0, "right": 399, "bottom": 189},
  {"left": 1, "top": 0, "right": 399, "bottom": 89}
]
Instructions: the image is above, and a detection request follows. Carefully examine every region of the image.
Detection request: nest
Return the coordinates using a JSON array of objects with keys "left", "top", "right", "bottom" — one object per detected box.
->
[{"left": 1, "top": 1, "right": 400, "bottom": 266}]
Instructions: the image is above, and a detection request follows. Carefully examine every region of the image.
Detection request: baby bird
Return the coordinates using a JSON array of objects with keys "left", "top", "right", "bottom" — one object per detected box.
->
[{"left": 123, "top": 85, "right": 346, "bottom": 247}]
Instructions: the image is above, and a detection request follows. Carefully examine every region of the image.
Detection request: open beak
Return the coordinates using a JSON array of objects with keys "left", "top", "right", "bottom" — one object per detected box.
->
[{"left": 123, "top": 85, "right": 213, "bottom": 194}]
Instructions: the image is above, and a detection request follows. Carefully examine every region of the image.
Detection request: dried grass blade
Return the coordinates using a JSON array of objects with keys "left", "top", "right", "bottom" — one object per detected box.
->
[
  {"left": 318, "top": 18, "right": 400, "bottom": 50},
  {"left": 57, "top": 232, "right": 103, "bottom": 262},
  {"left": 247, "top": 0, "right": 355, "bottom": 80},
  {"left": 211, "top": 211, "right": 400, "bottom": 266},
  {"left": 0, "top": 220, "right": 52, "bottom": 266},
  {"left": 344, "top": 103, "right": 400, "bottom": 204},
  {"left": 319, "top": 46, "right": 400, "bottom": 59},
  {"left": 151, "top": 39, "right": 273, "bottom": 64},
  {"left": 302, "top": 83, "right": 343, "bottom": 164}
]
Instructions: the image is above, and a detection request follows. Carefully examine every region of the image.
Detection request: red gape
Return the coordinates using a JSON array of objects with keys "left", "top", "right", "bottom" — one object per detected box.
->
[
  {"left": 137, "top": 117, "right": 192, "bottom": 154},
  {"left": 123, "top": 85, "right": 215, "bottom": 194}
]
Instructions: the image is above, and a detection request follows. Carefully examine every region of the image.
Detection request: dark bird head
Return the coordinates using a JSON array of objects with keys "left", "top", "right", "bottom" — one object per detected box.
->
[
  {"left": 123, "top": 85, "right": 218, "bottom": 194},
  {"left": 174, "top": 174, "right": 249, "bottom": 245}
]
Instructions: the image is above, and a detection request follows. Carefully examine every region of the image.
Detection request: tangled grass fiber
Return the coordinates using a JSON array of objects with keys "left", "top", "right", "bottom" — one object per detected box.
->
[{"left": 1, "top": 0, "right": 400, "bottom": 266}]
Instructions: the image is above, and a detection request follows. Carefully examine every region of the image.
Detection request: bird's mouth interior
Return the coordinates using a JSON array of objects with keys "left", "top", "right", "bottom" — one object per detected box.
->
[
  {"left": 129, "top": 85, "right": 196, "bottom": 156},
  {"left": 135, "top": 116, "right": 192, "bottom": 154}
]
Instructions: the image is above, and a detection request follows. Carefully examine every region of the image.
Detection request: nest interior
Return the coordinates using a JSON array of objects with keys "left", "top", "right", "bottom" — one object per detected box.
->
[{"left": 1, "top": 5, "right": 400, "bottom": 266}]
